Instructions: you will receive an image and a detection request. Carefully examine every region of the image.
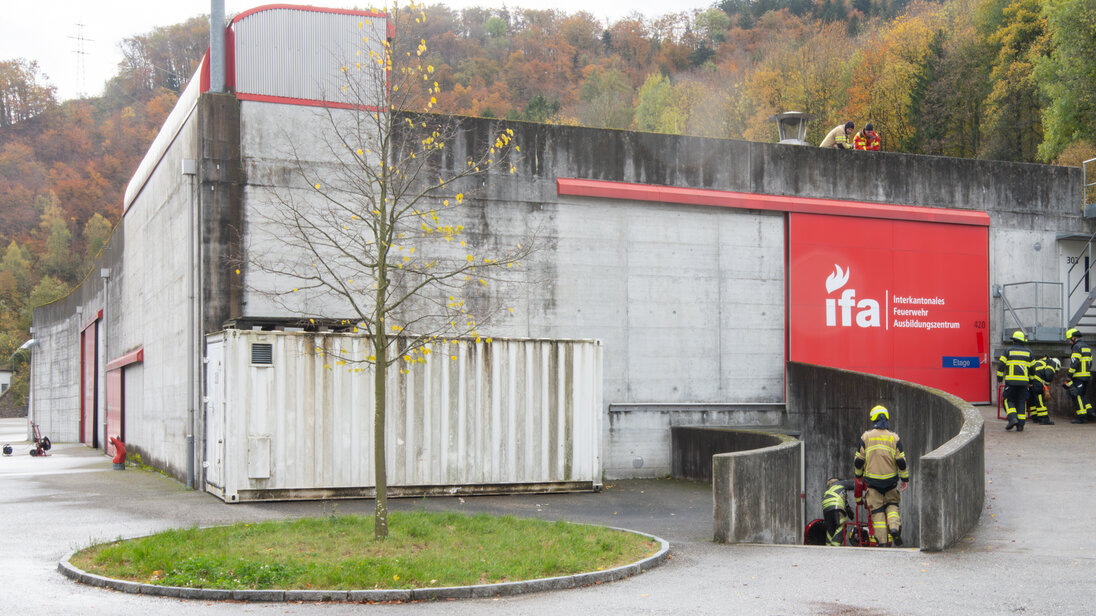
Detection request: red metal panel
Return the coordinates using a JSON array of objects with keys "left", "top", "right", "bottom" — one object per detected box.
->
[
  {"left": 788, "top": 213, "right": 990, "bottom": 402},
  {"left": 105, "top": 369, "right": 124, "bottom": 458},
  {"left": 230, "top": 4, "right": 388, "bottom": 24},
  {"left": 80, "top": 309, "right": 102, "bottom": 332},
  {"left": 556, "top": 178, "right": 991, "bottom": 227},
  {"left": 105, "top": 348, "right": 143, "bottom": 372},
  {"left": 80, "top": 326, "right": 97, "bottom": 446}
]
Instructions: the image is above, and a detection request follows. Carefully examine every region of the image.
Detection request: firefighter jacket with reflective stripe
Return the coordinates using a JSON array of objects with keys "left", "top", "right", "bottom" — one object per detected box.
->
[
  {"left": 997, "top": 345, "right": 1033, "bottom": 385},
  {"left": 820, "top": 124, "right": 852, "bottom": 149},
  {"left": 822, "top": 480, "right": 855, "bottom": 515},
  {"left": 854, "top": 428, "right": 908, "bottom": 492},
  {"left": 853, "top": 130, "right": 881, "bottom": 151},
  {"left": 1070, "top": 340, "right": 1092, "bottom": 379},
  {"left": 1030, "top": 358, "right": 1056, "bottom": 385}
]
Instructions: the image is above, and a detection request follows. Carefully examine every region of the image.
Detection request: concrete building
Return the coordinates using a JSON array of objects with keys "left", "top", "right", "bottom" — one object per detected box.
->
[{"left": 27, "top": 4, "right": 1094, "bottom": 504}]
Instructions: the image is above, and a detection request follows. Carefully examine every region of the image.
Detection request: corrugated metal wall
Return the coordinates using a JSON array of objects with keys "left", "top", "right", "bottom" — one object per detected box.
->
[
  {"left": 206, "top": 331, "right": 602, "bottom": 502},
  {"left": 233, "top": 7, "right": 388, "bottom": 106}
]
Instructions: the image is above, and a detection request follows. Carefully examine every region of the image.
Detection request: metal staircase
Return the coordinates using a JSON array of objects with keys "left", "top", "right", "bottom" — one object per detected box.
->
[
  {"left": 1066, "top": 228, "right": 1096, "bottom": 337},
  {"left": 998, "top": 159, "right": 1096, "bottom": 342}
]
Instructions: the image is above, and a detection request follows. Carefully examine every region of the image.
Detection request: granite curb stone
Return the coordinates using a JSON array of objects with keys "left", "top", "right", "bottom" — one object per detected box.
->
[
  {"left": 284, "top": 589, "right": 350, "bottom": 601},
  {"left": 348, "top": 589, "right": 412, "bottom": 602},
  {"left": 57, "top": 530, "right": 670, "bottom": 602}
]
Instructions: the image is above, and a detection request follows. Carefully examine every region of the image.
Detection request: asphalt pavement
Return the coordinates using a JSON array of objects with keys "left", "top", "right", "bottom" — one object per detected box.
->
[{"left": 1, "top": 406, "right": 1094, "bottom": 615}]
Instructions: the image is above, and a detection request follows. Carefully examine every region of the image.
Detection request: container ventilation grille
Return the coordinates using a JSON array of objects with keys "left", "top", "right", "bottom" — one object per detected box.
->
[{"left": 251, "top": 343, "right": 273, "bottom": 365}]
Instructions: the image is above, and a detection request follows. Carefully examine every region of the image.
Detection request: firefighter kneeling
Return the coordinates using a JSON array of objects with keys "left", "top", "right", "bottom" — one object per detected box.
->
[
  {"left": 854, "top": 405, "right": 910, "bottom": 547},
  {"left": 822, "top": 478, "right": 856, "bottom": 546}
]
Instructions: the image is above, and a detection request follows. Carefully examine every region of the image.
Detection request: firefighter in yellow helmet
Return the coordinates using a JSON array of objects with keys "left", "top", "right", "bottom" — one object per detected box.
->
[
  {"left": 1065, "top": 328, "right": 1094, "bottom": 423},
  {"left": 822, "top": 477, "right": 856, "bottom": 546},
  {"left": 1028, "top": 356, "right": 1060, "bottom": 425},
  {"left": 996, "top": 330, "right": 1033, "bottom": 431},
  {"left": 853, "top": 405, "right": 909, "bottom": 547}
]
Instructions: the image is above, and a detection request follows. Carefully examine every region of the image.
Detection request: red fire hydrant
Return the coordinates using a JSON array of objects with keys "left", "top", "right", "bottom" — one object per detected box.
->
[{"left": 109, "top": 436, "right": 126, "bottom": 470}]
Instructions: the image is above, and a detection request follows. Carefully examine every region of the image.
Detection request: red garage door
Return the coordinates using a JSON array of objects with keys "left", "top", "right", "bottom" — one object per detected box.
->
[
  {"left": 788, "top": 213, "right": 991, "bottom": 402},
  {"left": 104, "top": 348, "right": 143, "bottom": 458},
  {"left": 79, "top": 310, "right": 101, "bottom": 447}
]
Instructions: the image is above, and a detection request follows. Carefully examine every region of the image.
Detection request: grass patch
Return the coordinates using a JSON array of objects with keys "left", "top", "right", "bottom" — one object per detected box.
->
[{"left": 70, "top": 512, "right": 660, "bottom": 590}]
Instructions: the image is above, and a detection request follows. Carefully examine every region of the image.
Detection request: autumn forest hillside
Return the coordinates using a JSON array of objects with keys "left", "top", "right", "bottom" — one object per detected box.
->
[{"left": 1, "top": 0, "right": 1094, "bottom": 402}]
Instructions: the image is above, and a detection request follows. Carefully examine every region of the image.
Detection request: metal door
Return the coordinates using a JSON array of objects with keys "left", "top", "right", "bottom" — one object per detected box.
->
[
  {"left": 80, "top": 323, "right": 98, "bottom": 447},
  {"left": 204, "top": 335, "right": 225, "bottom": 488},
  {"left": 105, "top": 369, "right": 123, "bottom": 457}
]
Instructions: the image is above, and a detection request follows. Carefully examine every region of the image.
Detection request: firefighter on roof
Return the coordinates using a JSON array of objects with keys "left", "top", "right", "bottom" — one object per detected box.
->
[
  {"left": 853, "top": 122, "right": 881, "bottom": 151},
  {"left": 854, "top": 405, "right": 909, "bottom": 547},
  {"left": 997, "top": 330, "right": 1033, "bottom": 431},
  {"left": 1065, "top": 328, "right": 1094, "bottom": 423}
]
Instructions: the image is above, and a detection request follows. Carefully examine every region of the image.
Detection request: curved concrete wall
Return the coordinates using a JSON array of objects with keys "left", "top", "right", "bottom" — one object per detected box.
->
[
  {"left": 672, "top": 426, "right": 797, "bottom": 482},
  {"left": 711, "top": 430, "right": 802, "bottom": 544},
  {"left": 786, "top": 362, "right": 984, "bottom": 551}
]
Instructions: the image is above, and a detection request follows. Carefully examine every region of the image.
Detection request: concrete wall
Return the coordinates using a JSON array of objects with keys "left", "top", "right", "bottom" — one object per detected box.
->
[
  {"left": 672, "top": 426, "right": 795, "bottom": 482},
  {"left": 711, "top": 431, "right": 802, "bottom": 544},
  {"left": 447, "top": 118, "right": 1090, "bottom": 352},
  {"left": 31, "top": 79, "right": 204, "bottom": 480},
  {"left": 111, "top": 88, "right": 201, "bottom": 478},
  {"left": 29, "top": 93, "right": 1087, "bottom": 490},
  {"left": 919, "top": 404, "right": 985, "bottom": 551},
  {"left": 786, "top": 362, "right": 985, "bottom": 551},
  {"left": 608, "top": 404, "right": 785, "bottom": 478},
  {"left": 29, "top": 225, "right": 122, "bottom": 444}
]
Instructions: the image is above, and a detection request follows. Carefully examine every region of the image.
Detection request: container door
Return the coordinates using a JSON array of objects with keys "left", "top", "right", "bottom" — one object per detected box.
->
[{"left": 204, "top": 337, "right": 225, "bottom": 489}]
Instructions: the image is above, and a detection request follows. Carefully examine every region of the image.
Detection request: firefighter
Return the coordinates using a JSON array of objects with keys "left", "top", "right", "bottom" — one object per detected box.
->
[
  {"left": 854, "top": 405, "right": 909, "bottom": 547},
  {"left": 1065, "top": 328, "right": 1094, "bottom": 423},
  {"left": 997, "top": 330, "right": 1033, "bottom": 431},
  {"left": 1028, "top": 357, "right": 1060, "bottom": 425},
  {"left": 820, "top": 121, "right": 854, "bottom": 149},
  {"left": 822, "top": 478, "right": 856, "bottom": 546},
  {"left": 853, "top": 123, "right": 881, "bottom": 151}
]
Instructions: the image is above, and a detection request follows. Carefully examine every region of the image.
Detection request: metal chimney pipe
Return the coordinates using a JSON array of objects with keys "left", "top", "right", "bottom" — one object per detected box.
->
[{"left": 209, "top": 0, "right": 226, "bottom": 92}]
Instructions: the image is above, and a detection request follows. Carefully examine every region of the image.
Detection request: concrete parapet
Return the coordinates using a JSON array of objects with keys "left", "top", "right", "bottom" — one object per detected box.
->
[
  {"left": 672, "top": 426, "right": 798, "bottom": 482},
  {"left": 786, "top": 362, "right": 984, "bottom": 551},
  {"left": 608, "top": 404, "right": 786, "bottom": 479},
  {"left": 711, "top": 430, "right": 802, "bottom": 544}
]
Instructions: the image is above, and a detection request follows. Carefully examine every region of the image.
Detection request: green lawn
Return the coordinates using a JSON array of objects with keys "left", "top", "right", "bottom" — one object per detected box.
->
[{"left": 70, "top": 511, "right": 659, "bottom": 590}]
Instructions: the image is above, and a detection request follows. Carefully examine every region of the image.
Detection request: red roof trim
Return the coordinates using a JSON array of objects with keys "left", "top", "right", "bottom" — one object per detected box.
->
[
  {"left": 236, "top": 92, "right": 386, "bottom": 112},
  {"left": 80, "top": 308, "right": 103, "bottom": 333},
  {"left": 231, "top": 4, "right": 388, "bottom": 24},
  {"left": 106, "top": 348, "right": 144, "bottom": 372},
  {"left": 556, "top": 178, "right": 991, "bottom": 227}
]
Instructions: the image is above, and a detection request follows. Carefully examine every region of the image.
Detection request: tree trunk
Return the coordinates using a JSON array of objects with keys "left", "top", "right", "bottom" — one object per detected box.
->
[
  {"left": 373, "top": 330, "right": 388, "bottom": 539},
  {"left": 373, "top": 234, "right": 389, "bottom": 539}
]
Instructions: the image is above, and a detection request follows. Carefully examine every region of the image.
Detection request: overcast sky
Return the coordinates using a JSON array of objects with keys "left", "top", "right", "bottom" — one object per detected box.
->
[{"left": 2, "top": 1, "right": 715, "bottom": 102}]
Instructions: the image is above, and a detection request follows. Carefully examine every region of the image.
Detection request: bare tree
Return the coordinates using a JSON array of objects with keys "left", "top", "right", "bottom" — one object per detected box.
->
[{"left": 247, "top": 2, "right": 533, "bottom": 539}]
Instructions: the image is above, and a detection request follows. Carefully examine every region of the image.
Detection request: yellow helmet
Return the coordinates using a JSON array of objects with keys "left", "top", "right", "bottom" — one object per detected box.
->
[
  {"left": 1067, "top": 328, "right": 1081, "bottom": 340},
  {"left": 869, "top": 405, "right": 889, "bottom": 421},
  {"left": 1012, "top": 330, "right": 1026, "bottom": 342}
]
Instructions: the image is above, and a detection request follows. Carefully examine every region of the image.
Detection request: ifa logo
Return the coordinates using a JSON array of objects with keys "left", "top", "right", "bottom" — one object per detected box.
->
[{"left": 825, "top": 264, "right": 881, "bottom": 328}]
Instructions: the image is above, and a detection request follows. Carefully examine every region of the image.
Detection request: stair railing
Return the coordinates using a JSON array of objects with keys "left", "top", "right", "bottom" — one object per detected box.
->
[
  {"left": 999, "top": 281, "right": 1063, "bottom": 340},
  {"left": 1065, "top": 227, "right": 1096, "bottom": 327}
]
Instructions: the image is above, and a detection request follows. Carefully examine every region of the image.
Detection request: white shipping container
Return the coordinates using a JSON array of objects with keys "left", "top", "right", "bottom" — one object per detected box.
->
[{"left": 205, "top": 330, "right": 602, "bottom": 502}]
